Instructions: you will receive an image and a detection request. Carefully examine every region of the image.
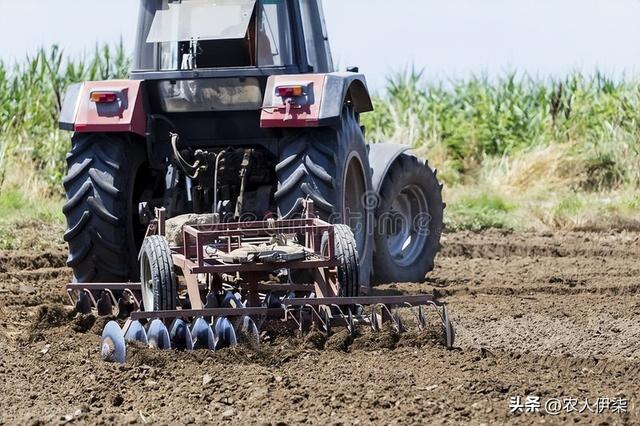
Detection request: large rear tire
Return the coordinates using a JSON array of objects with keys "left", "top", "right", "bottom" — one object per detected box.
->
[
  {"left": 63, "top": 133, "right": 145, "bottom": 282},
  {"left": 275, "top": 107, "right": 373, "bottom": 288},
  {"left": 373, "top": 154, "right": 444, "bottom": 284}
]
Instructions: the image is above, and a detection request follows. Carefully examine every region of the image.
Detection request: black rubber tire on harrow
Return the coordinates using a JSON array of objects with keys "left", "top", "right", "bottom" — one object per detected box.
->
[
  {"left": 139, "top": 236, "right": 177, "bottom": 312},
  {"left": 276, "top": 107, "right": 373, "bottom": 287},
  {"left": 63, "top": 133, "right": 146, "bottom": 282},
  {"left": 373, "top": 154, "right": 444, "bottom": 284},
  {"left": 321, "top": 224, "right": 360, "bottom": 297}
]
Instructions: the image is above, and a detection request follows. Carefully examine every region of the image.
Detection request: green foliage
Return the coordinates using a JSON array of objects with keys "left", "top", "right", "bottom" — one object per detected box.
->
[
  {"left": 446, "top": 192, "right": 516, "bottom": 231},
  {"left": 363, "top": 70, "right": 640, "bottom": 190},
  {"left": 0, "top": 43, "right": 130, "bottom": 193}
]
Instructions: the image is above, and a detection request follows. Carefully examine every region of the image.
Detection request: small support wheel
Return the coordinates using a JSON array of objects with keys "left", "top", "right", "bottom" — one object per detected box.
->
[
  {"left": 321, "top": 224, "right": 360, "bottom": 297},
  {"left": 140, "top": 235, "right": 177, "bottom": 312}
]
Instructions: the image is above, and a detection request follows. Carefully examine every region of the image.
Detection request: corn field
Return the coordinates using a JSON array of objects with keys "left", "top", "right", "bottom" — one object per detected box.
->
[
  {"left": 1, "top": 46, "right": 639, "bottom": 200},
  {"left": 0, "top": 44, "right": 130, "bottom": 195},
  {"left": 362, "top": 69, "right": 640, "bottom": 190}
]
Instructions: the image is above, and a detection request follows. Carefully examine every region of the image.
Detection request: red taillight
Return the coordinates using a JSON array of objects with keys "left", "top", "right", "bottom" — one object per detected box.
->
[
  {"left": 90, "top": 91, "right": 118, "bottom": 103},
  {"left": 277, "top": 85, "right": 304, "bottom": 98}
]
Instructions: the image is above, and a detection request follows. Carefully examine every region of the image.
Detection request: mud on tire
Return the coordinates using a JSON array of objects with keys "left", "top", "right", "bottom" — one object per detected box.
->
[
  {"left": 63, "top": 133, "right": 145, "bottom": 282},
  {"left": 275, "top": 107, "right": 373, "bottom": 286}
]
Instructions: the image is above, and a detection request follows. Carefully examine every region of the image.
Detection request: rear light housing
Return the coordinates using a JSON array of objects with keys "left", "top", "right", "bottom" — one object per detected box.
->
[
  {"left": 276, "top": 85, "right": 304, "bottom": 98},
  {"left": 90, "top": 91, "right": 118, "bottom": 103}
]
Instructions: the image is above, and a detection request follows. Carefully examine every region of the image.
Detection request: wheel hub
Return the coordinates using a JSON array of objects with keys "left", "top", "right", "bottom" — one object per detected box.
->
[{"left": 386, "top": 185, "right": 430, "bottom": 268}]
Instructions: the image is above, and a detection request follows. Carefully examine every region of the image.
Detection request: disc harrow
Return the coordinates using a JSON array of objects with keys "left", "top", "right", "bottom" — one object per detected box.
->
[{"left": 68, "top": 203, "right": 455, "bottom": 363}]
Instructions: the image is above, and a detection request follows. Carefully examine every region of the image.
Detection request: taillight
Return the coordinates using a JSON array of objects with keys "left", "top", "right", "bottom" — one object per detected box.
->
[
  {"left": 90, "top": 91, "right": 118, "bottom": 103},
  {"left": 276, "top": 85, "right": 304, "bottom": 98}
]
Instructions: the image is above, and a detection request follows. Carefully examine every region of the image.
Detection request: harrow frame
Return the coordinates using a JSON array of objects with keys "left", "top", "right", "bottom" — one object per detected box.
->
[{"left": 67, "top": 203, "right": 455, "bottom": 362}]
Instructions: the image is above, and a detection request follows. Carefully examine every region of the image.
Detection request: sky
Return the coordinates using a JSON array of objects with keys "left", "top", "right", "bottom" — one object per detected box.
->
[{"left": 1, "top": 0, "right": 639, "bottom": 92}]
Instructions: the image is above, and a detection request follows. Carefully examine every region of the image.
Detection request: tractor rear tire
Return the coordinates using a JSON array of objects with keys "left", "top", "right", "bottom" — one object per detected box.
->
[
  {"left": 373, "top": 154, "right": 444, "bottom": 284},
  {"left": 63, "top": 133, "right": 145, "bottom": 282},
  {"left": 276, "top": 107, "right": 373, "bottom": 287}
]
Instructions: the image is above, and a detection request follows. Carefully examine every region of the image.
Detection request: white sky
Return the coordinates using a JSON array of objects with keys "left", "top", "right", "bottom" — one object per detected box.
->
[{"left": 1, "top": 0, "right": 639, "bottom": 92}]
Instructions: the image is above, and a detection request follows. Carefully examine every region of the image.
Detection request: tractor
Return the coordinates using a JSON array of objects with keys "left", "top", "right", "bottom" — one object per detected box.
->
[{"left": 58, "top": 0, "right": 445, "bottom": 291}]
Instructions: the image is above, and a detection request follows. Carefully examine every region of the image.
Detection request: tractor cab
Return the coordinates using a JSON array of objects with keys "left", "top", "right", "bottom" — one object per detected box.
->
[{"left": 133, "top": 0, "right": 334, "bottom": 77}]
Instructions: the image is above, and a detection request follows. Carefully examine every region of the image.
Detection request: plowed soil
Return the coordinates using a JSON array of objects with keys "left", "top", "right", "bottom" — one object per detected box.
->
[{"left": 1, "top": 230, "right": 639, "bottom": 425}]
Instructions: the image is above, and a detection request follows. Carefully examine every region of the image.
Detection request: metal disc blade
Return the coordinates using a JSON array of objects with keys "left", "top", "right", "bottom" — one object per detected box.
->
[
  {"left": 117, "top": 298, "right": 133, "bottom": 320},
  {"left": 221, "top": 291, "right": 245, "bottom": 308},
  {"left": 370, "top": 312, "right": 381, "bottom": 332},
  {"left": 214, "top": 317, "right": 237, "bottom": 349},
  {"left": 101, "top": 321, "right": 126, "bottom": 364},
  {"left": 170, "top": 319, "right": 194, "bottom": 351},
  {"left": 191, "top": 317, "right": 215, "bottom": 350},
  {"left": 96, "top": 293, "right": 113, "bottom": 317},
  {"left": 124, "top": 321, "right": 148, "bottom": 345},
  {"left": 235, "top": 316, "right": 260, "bottom": 347},
  {"left": 322, "top": 309, "right": 332, "bottom": 336},
  {"left": 348, "top": 309, "right": 355, "bottom": 337},
  {"left": 76, "top": 292, "right": 92, "bottom": 315},
  {"left": 393, "top": 309, "right": 405, "bottom": 333},
  {"left": 204, "top": 292, "right": 219, "bottom": 309},
  {"left": 147, "top": 319, "right": 171, "bottom": 350},
  {"left": 262, "top": 292, "right": 282, "bottom": 309},
  {"left": 417, "top": 306, "right": 427, "bottom": 330},
  {"left": 443, "top": 306, "right": 456, "bottom": 349}
]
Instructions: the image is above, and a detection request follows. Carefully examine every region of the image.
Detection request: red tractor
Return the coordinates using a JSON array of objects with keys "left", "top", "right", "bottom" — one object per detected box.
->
[{"left": 58, "top": 0, "right": 444, "bottom": 290}]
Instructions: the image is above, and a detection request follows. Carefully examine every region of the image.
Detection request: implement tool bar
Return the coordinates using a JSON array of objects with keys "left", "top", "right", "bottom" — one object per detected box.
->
[
  {"left": 283, "top": 295, "right": 439, "bottom": 307},
  {"left": 131, "top": 307, "right": 283, "bottom": 320}
]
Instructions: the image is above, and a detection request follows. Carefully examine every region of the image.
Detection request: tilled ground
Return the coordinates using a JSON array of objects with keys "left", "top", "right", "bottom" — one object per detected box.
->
[{"left": 0, "top": 230, "right": 639, "bottom": 425}]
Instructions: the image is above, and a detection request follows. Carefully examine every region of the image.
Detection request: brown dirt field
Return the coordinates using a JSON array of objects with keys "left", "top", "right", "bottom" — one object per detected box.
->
[{"left": 0, "top": 230, "right": 639, "bottom": 425}]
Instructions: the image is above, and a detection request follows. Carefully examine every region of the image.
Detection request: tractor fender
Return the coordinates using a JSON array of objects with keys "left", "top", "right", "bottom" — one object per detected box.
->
[
  {"left": 261, "top": 72, "right": 373, "bottom": 128},
  {"left": 58, "top": 80, "right": 146, "bottom": 137},
  {"left": 368, "top": 143, "right": 412, "bottom": 194}
]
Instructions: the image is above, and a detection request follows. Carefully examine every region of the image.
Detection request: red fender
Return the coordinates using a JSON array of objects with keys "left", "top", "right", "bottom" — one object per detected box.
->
[
  {"left": 60, "top": 80, "right": 146, "bottom": 137},
  {"left": 260, "top": 72, "right": 373, "bottom": 128}
]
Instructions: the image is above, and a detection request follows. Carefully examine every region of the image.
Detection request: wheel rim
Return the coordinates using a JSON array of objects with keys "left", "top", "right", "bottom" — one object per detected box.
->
[
  {"left": 141, "top": 253, "right": 154, "bottom": 311},
  {"left": 343, "top": 156, "right": 367, "bottom": 255},
  {"left": 386, "top": 184, "right": 430, "bottom": 268}
]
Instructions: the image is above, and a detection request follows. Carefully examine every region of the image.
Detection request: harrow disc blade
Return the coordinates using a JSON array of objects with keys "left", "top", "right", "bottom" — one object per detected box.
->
[
  {"left": 204, "top": 292, "right": 220, "bottom": 309},
  {"left": 443, "top": 306, "right": 456, "bottom": 349},
  {"left": 96, "top": 292, "right": 113, "bottom": 316},
  {"left": 170, "top": 319, "right": 194, "bottom": 351},
  {"left": 76, "top": 291, "right": 92, "bottom": 315},
  {"left": 393, "top": 309, "right": 406, "bottom": 333},
  {"left": 214, "top": 317, "right": 237, "bottom": 349},
  {"left": 235, "top": 316, "right": 260, "bottom": 347},
  {"left": 124, "top": 320, "right": 148, "bottom": 345},
  {"left": 191, "top": 317, "right": 215, "bottom": 350},
  {"left": 370, "top": 312, "right": 381, "bottom": 332},
  {"left": 322, "top": 308, "right": 332, "bottom": 336},
  {"left": 263, "top": 292, "right": 284, "bottom": 309},
  {"left": 147, "top": 319, "right": 171, "bottom": 350},
  {"left": 101, "top": 321, "right": 126, "bottom": 364},
  {"left": 417, "top": 306, "right": 427, "bottom": 331},
  {"left": 117, "top": 298, "right": 134, "bottom": 320},
  {"left": 221, "top": 291, "right": 245, "bottom": 309}
]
